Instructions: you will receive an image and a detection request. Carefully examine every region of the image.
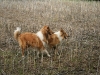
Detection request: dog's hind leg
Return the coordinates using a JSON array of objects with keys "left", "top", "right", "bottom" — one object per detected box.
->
[
  {"left": 20, "top": 45, "right": 26, "bottom": 58},
  {"left": 20, "top": 41, "right": 26, "bottom": 58},
  {"left": 18, "top": 39, "right": 25, "bottom": 57}
]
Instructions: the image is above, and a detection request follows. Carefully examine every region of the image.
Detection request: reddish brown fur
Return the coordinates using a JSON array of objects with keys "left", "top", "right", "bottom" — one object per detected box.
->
[
  {"left": 40, "top": 26, "right": 54, "bottom": 43},
  {"left": 48, "top": 34, "right": 60, "bottom": 47},
  {"left": 14, "top": 26, "right": 52, "bottom": 62},
  {"left": 18, "top": 32, "right": 44, "bottom": 56},
  {"left": 48, "top": 28, "right": 68, "bottom": 54},
  {"left": 48, "top": 28, "right": 68, "bottom": 47}
]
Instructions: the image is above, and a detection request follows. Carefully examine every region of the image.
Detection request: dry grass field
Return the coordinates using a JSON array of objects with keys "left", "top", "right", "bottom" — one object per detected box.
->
[{"left": 0, "top": 0, "right": 100, "bottom": 75}]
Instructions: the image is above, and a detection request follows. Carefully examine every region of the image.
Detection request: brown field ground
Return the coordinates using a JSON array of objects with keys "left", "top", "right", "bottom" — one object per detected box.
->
[{"left": 0, "top": 0, "right": 100, "bottom": 75}]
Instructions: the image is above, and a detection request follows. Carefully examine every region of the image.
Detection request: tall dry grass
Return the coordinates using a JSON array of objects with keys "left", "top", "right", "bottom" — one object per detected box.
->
[{"left": 0, "top": 0, "right": 100, "bottom": 75}]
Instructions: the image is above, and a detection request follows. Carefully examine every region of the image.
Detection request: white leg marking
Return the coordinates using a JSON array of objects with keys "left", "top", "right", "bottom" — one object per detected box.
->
[
  {"left": 41, "top": 51, "right": 43, "bottom": 62},
  {"left": 37, "top": 51, "right": 40, "bottom": 58},
  {"left": 44, "top": 49, "right": 51, "bottom": 57}
]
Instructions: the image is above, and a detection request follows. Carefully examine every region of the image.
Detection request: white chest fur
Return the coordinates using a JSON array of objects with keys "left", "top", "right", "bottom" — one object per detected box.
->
[
  {"left": 54, "top": 31, "right": 63, "bottom": 42},
  {"left": 36, "top": 31, "right": 45, "bottom": 46}
]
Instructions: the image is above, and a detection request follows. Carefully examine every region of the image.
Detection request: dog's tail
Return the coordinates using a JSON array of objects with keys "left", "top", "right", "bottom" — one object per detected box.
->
[{"left": 14, "top": 27, "right": 21, "bottom": 41}]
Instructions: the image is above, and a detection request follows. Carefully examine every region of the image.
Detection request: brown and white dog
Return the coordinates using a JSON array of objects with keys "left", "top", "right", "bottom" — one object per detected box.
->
[
  {"left": 48, "top": 28, "right": 69, "bottom": 55},
  {"left": 14, "top": 26, "right": 52, "bottom": 62}
]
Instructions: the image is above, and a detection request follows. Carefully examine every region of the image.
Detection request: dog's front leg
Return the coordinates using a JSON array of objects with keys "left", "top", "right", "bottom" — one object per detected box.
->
[
  {"left": 54, "top": 45, "right": 59, "bottom": 56},
  {"left": 41, "top": 51, "right": 43, "bottom": 63},
  {"left": 36, "top": 51, "right": 40, "bottom": 58},
  {"left": 44, "top": 49, "right": 51, "bottom": 57}
]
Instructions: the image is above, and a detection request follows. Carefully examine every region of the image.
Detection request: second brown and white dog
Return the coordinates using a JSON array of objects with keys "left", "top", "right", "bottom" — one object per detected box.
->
[
  {"left": 14, "top": 25, "right": 53, "bottom": 62},
  {"left": 48, "top": 28, "right": 69, "bottom": 55}
]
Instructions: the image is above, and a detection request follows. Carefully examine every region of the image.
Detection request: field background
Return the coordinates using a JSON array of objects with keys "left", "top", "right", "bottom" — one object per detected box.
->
[{"left": 0, "top": 0, "right": 100, "bottom": 75}]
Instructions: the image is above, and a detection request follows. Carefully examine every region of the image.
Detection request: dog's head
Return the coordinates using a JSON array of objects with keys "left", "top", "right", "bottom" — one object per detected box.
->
[
  {"left": 41, "top": 25, "right": 54, "bottom": 43},
  {"left": 42, "top": 25, "right": 54, "bottom": 35},
  {"left": 60, "top": 28, "right": 69, "bottom": 39}
]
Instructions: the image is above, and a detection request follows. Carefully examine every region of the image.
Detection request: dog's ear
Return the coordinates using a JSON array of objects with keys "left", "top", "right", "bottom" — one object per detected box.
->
[
  {"left": 43, "top": 25, "right": 48, "bottom": 29},
  {"left": 60, "top": 28, "right": 64, "bottom": 32},
  {"left": 46, "top": 26, "right": 54, "bottom": 35},
  {"left": 48, "top": 28, "right": 54, "bottom": 35},
  {"left": 47, "top": 26, "right": 50, "bottom": 29},
  {"left": 44, "top": 25, "right": 50, "bottom": 32}
]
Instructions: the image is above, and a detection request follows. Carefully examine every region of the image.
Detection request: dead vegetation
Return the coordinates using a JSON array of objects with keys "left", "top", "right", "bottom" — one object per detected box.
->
[{"left": 0, "top": 0, "right": 100, "bottom": 75}]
